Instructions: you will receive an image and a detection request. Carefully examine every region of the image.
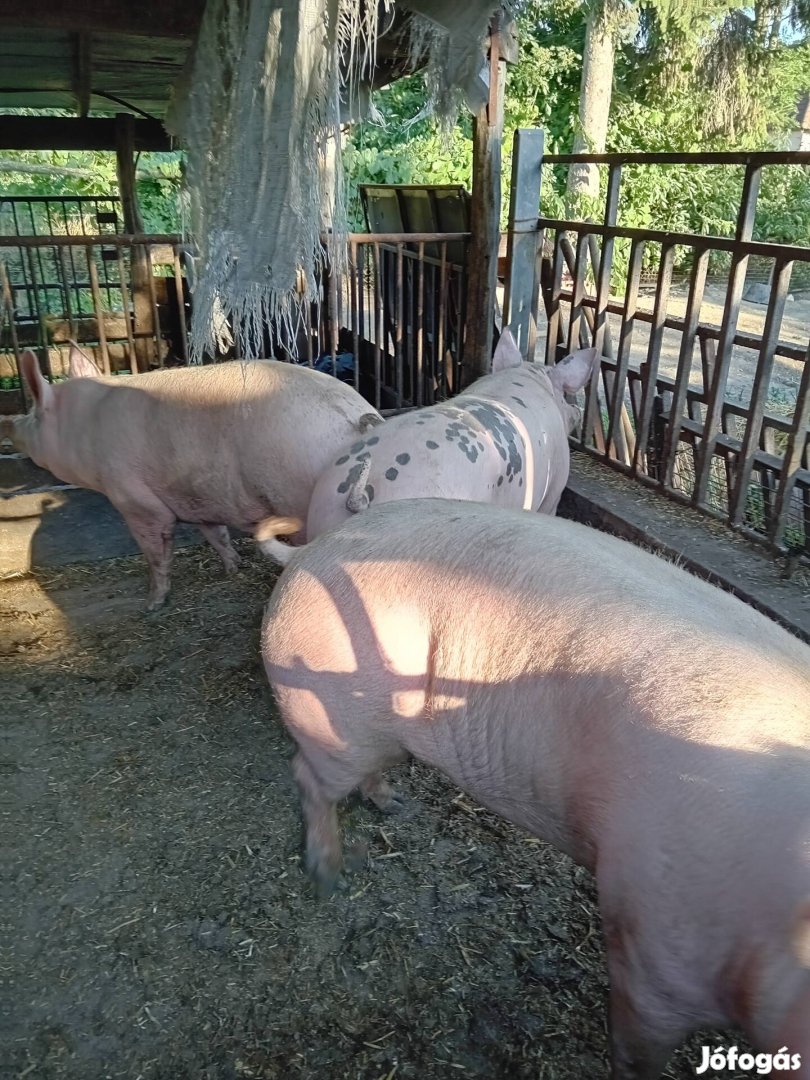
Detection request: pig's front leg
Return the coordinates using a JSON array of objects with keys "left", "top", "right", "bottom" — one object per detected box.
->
[
  {"left": 198, "top": 523, "right": 240, "bottom": 574},
  {"left": 112, "top": 494, "right": 177, "bottom": 611}
]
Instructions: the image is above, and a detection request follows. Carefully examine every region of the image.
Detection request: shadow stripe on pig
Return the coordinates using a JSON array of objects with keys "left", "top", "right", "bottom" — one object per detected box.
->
[
  {"left": 261, "top": 330, "right": 599, "bottom": 566},
  {"left": 262, "top": 498, "right": 810, "bottom": 1080}
]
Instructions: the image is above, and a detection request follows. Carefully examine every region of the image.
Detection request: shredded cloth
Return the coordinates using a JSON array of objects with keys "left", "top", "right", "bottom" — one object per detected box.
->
[{"left": 167, "top": 0, "right": 513, "bottom": 361}]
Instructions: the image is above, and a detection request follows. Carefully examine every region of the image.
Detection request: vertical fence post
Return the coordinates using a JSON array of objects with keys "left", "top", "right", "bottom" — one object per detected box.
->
[
  {"left": 115, "top": 112, "right": 154, "bottom": 370},
  {"left": 464, "top": 21, "right": 505, "bottom": 385},
  {"left": 693, "top": 160, "right": 762, "bottom": 508},
  {"left": 503, "top": 128, "right": 543, "bottom": 360}
]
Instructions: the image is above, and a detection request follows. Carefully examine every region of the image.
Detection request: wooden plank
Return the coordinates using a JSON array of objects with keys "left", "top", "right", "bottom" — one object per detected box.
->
[
  {"left": 115, "top": 112, "right": 154, "bottom": 370},
  {"left": 503, "top": 128, "right": 543, "bottom": 359},
  {"left": 0, "top": 115, "right": 171, "bottom": 150},
  {"left": 0, "top": 0, "right": 204, "bottom": 40},
  {"left": 464, "top": 30, "right": 505, "bottom": 385}
]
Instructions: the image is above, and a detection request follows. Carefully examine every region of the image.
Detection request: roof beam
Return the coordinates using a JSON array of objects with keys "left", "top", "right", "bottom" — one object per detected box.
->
[
  {"left": 0, "top": 0, "right": 204, "bottom": 40},
  {"left": 0, "top": 115, "right": 172, "bottom": 151}
]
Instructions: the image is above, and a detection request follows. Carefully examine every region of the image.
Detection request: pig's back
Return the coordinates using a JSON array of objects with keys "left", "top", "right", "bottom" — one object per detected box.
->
[
  {"left": 63, "top": 361, "right": 373, "bottom": 523},
  {"left": 278, "top": 498, "right": 809, "bottom": 753}
]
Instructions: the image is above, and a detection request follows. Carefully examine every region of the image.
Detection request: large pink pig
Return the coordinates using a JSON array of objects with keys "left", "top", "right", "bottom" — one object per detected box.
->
[
  {"left": 262, "top": 330, "right": 598, "bottom": 566},
  {"left": 262, "top": 498, "right": 810, "bottom": 1080},
  {"left": 3, "top": 348, "right": 381, "bottom": 609}
]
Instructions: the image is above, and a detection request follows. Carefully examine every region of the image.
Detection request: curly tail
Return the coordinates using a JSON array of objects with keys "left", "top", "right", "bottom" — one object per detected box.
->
[{"left": 254, "top": 515, "right": 303, "bottom": 567}]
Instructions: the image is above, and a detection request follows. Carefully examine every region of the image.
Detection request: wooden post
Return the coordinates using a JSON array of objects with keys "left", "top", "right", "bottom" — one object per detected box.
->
[
  {"left": 503, "top": 128, "right": 543, "bottom": 360},
  {"left": 115, "top": 112, "right": 153, "bottom": 370},
  {"left": 463, "top": 18, "right": 507, "bottom": 386}
]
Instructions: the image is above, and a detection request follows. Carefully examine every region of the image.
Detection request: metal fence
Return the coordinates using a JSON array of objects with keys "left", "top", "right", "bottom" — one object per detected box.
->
[
  {"left": 0, "top": 230, "right": 468, "bottom": 416},
  {"left": 511, "top": 144, "right": 810, "bottom": 561}
]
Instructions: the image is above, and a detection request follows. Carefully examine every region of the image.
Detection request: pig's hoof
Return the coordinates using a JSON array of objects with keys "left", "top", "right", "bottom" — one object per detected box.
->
[
  {"left": 345, "top": 840, "right": 369, "bottom": 871},
  {"left": 306, "top": 853, "right": 346, "bottom": 898},
  {"left": 144, "top": 596, "right": 169, "bottom": 615},
  {"left": 223, "top": 556, "right": 240, "bottom": 576},
  {"left": 379, "top": 791, "right": 417, "bottom": 818}
]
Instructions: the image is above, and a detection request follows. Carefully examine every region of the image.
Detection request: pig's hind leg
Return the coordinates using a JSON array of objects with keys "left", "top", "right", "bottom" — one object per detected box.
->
[
  {"left": 360, "top": 773, "right": 413, "bottom": 815},
  {"left": 292, "top": 742, "right": 408, "bottom": 896},
  {"left": 198, "top": 524, "right": 240, "bottom": 574},
  {"left": 112, "top": 492, "right": 177, "bottom": 611}
]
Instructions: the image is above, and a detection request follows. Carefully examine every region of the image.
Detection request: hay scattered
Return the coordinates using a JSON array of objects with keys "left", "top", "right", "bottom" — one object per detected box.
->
[{"left": 5, "top": 546, "right": 745, "bottom": 1078}]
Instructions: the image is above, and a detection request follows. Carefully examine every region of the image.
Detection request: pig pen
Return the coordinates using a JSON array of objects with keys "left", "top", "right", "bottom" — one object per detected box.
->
[{"left": 6, "top": 542, "right": 758, "bottom": 1080}]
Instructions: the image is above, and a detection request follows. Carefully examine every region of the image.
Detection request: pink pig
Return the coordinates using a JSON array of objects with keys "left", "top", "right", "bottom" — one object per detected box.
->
[
  {"left": 3, "top": 348, "right": 381, "bottom": 609},
  {"left": 262, "top": 330, "right": 599, "bottom": 566},
  {"left": 262, "top": 498, "right": 810, "bottom": 1080}
]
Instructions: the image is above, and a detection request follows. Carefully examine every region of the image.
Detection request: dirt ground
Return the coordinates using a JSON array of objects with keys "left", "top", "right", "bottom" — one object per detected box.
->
[{"left": 4, "top": 540, "right": 763, "bottom": 1080}]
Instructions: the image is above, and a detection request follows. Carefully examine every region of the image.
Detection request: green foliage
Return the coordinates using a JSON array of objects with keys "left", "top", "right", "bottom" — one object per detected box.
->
[{"left": 0, "top": 112, "right": 183, "bottom": 234}]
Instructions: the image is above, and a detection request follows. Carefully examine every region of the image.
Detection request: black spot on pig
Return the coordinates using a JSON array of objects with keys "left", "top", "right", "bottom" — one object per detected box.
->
[
  {"left": 395, "top": 453, "right": 410, "bottom": 465},
  {"left": 366, "top": 485, "right": 375, "bottom": 503},
  {"left": 464, "top": 398, "right": 524, "bottom": 480},
  {"left": 349, "top": 441, "right": 365, "bottom": 453},
  {"left": 337, "top": 460, "right": 368, "bottom": 494},
  {"left": 366, "top": 436, "right": 380, "bottom": 446},
  {"left": 385, "top": 467, "right": 398, "bottom": 481},
  {"left": 512, "top": 396, "right": 527, "bottom": 408},
  {"left": 497, "top": 476, "right": 504, "bottom": 486},
  {"left": 426, "top": 440, "right": 439, "bottom": 450},
  {"left": 335, "top": 454, "right": 350, "bottom": 466}
]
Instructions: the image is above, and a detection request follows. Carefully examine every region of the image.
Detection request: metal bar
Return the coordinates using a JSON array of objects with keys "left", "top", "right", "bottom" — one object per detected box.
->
[
  {"left": 566, "top": 233, "right": 588, "bottom": 355},
  {"left": 172, "top": 248, "right": 189, "bottom": 364},
  {"left": 85, "top": 247, "right": 110, "bottom": 375},
  {"left": 372, "top": 242, "right": 383, "bottom": 411},
  {"left": 541, "top": 150, "right": 810, "bottom": 166},
  {"left": 770, "top": 340, "right": 810, "bottom": 549},
  {"left": 24, "top": 245, "right": 52, "bottom": 379},
  {"left": 625, "top": 243, "right": 693, "bottom": 478},
  {"left": 693, "top": 163, "right": 762, "bottom": 509},
  {"left": 549, "top": 286, "right": 806, "bottom": 364},
  {"left": 350, "top": 239, "right": 360, "bottom": 394},
  {"left": 533, "top": 219, "right": 810, "bottom": 263},
  {"left": 605, "top": 238, "right": 644, "bottom": 463},
  {"left": 115, "top": 247, "right": 139, "bottom": 373},
  {"left": 416, "top": 240, "right": 425, "bottom": 408},
  {"left": 730, "top": 258, "right": 794, "bottom": 526},
  {"left": 144, "top": 247, "right": 163, "bottom": 368},
  {"left": 544, "top": 232, "right": 565, "bottom": 366},
  {"left": 437, "top": 242, "right": 448, "bottom": 399},
  {"left": 660, "top": 247, "right": 710, "bottom": 489},
  {"left": 0, "top": 260, "right": 28, "bottom": 407}
]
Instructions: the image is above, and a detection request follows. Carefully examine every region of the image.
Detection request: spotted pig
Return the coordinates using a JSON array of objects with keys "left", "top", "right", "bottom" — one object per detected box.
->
[{"left": 261, "top": 330, "right": 599, "bottom": 565}]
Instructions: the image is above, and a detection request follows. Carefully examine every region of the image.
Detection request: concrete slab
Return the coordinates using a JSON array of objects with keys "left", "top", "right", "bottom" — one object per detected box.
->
[{"left": 559, "top": 451, "right": 810, "bottom": 644}]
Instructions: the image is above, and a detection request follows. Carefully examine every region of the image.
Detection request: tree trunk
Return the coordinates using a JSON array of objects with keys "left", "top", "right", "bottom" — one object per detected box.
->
[{"left": 567, "top": 3, "right": 616, "bottom": 208}]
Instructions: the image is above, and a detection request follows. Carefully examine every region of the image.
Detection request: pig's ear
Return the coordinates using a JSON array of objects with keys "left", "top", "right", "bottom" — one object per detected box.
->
[
  {"left": 492, "top": 328, "right": 522, "bottom": 373},
  {"left": 19, "top": 350, "right": 54, "bottom": 411},
  {"left": 548, "top": 347, "right": 600, "bottom": 395},
  {"left": 68, "top": 342, "right": 101, "bottom": 379}
]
